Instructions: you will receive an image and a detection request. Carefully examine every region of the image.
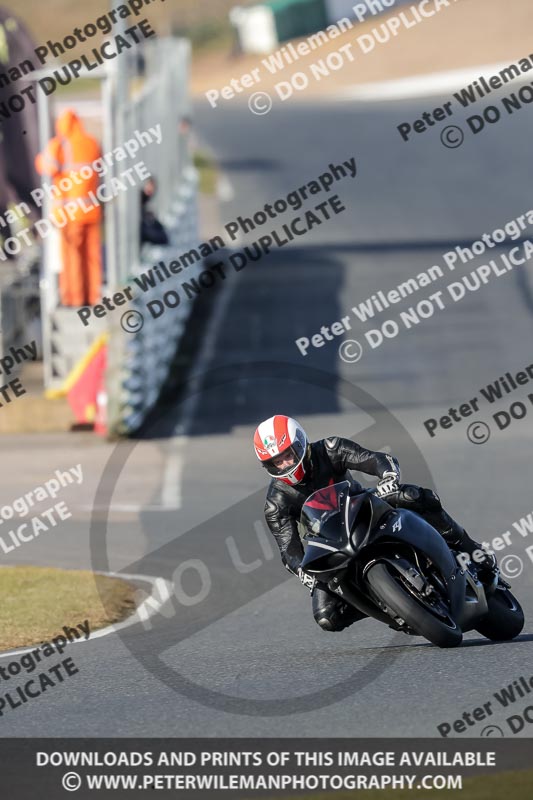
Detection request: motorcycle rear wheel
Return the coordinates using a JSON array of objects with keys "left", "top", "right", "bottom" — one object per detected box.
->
[
  {"left": 366, "top": 562, "right": 463, "bottom": 648},
  {"left": 475, "top": 586, "right": 524, "bottom": 641}
]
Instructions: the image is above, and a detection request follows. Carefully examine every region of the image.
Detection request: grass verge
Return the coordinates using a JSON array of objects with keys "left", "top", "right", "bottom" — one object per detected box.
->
[
  {"left": 0, "top": 565, "right": 136, "bottom": 651},
  {"left": 194, "top": 150, "right": 218, "bottom": 195},
  {"left": 260, "top": 769, "right": 533, "bottom": 800}
]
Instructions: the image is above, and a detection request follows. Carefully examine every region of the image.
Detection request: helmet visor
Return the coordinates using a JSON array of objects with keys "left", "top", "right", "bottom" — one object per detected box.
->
[{"left": 263, "top": 440, "right": 306, "bottom": 478}]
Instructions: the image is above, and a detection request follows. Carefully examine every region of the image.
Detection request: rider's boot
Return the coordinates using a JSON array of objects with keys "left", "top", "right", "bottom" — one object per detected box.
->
[{"left": 442, "top": 524, "right": 498, "bottom": 578}]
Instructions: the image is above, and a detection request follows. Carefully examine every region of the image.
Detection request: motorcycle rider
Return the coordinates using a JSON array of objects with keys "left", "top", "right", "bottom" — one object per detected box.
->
[{"left": 254, "top": 414, "right": 497, "bottom": 633}]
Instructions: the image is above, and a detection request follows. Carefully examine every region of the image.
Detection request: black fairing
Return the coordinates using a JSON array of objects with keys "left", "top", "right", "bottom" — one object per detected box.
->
[
  {"left": 300, "top": 483, "right": 466, "bottom": 622},
  {"left": 301, "top": 488, "right": 393, "bottom": 581},
  {"left": 300, "top": 482, "right": 357, "bottom": 577},
  {"left": 301, "top": 485, "right": 394, "bottom": 572},
  {"left": 373, "top": 508, "right": 466, "bottom": 621}
]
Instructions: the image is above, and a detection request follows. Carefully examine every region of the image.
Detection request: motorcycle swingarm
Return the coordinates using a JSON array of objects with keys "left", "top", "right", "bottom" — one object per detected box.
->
[
  {"left": 460, "top": 570, "right": 488, "bottom": 631},
  {"left": 373, "top": 511, "right": 466, "bottom": 621},
  {"left": 328, "top": 573, "right": 409, "bottom": 629}
]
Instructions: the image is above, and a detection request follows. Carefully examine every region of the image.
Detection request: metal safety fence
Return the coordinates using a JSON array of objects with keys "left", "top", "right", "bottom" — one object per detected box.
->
[{"left": 104, "top": 35, "right": 199, "bottom": 435}]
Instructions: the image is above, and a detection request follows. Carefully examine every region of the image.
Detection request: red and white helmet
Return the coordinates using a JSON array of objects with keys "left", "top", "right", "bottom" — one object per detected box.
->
[{"left": 253, "top": 415, "right": 309, "bottom": 485}]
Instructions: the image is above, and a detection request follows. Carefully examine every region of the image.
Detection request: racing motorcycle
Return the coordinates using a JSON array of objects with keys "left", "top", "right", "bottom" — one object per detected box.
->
[{"left": 300, "top": 481, "right": 524, "bottom": 648}]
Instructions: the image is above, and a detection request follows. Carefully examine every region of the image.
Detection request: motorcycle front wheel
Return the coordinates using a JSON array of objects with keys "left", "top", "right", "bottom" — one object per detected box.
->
[
  {"left": 475, "top": 586, "right": 524, "bottom": 641},
  {"left": 366, "top": 562, "right": 463, "bottom": 648}
]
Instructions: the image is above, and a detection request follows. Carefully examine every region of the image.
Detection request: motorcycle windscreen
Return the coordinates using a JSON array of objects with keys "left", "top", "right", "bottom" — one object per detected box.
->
[{"left": 301, "top": 481, "right": 352, "bottom": 543}]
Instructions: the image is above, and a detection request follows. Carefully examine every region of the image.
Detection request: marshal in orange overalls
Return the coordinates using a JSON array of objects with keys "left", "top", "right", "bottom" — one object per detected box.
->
[{"left": 36, "top": 109, "right": 103, "bottom": 307}]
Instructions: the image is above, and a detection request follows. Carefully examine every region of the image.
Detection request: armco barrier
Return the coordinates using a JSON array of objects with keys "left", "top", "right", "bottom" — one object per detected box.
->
[
  {"left": 104, "top": 33, "right": 198, "bottom": 437},
  {"left": 324, "top": 0, "right": 413, "bottom": 25},
  {"left": 107, "top": 167, "right": 200, "bottom": 436}
]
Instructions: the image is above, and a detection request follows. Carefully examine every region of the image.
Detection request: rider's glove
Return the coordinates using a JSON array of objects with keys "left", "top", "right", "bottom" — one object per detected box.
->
[
  {"left": 376, "top": 471, "right": 400, "bottom": 499},
  {"left": 297, "top": 567, "right": 317, "bottom": 593}
]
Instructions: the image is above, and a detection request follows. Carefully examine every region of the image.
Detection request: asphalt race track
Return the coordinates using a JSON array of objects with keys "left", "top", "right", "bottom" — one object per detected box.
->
[{"left": 2, "top": 92, "right": 533, "bottom": 738}]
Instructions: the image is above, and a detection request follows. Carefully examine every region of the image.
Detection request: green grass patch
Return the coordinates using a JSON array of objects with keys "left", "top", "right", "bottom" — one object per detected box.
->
[
  {"left": 0, "top": 565, "right": 136, "bottom": 651},
  {"left": 194, "top": 150, "right": 218, "bottom": 195},
  {"left": 55, "top": 77, "right": 102, "bottom": 97},
  {"left": 260, "top": 769, "right": 533, "bottom": 800},
  {"left": 173, "top": 19, "right": 234, "bottom": 54}
]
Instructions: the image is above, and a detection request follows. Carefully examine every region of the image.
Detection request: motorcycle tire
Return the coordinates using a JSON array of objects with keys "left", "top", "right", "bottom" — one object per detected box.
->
[
  {"left": 366, "top": 562, "right": 463, "bottom": 648},
  {"left": 475, "top": 586, "right": 524, "bottom": 641}
]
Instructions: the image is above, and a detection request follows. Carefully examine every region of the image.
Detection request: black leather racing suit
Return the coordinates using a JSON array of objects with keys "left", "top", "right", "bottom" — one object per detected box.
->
[{"left": 264, "top": 436, "right": 467, "bottom": 633}]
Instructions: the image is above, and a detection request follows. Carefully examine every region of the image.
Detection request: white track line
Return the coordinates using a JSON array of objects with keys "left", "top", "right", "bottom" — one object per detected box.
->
[
  {"left": 160, "top": 437, "right": 187, "bottom": 510},
  {"left": 336, "top": 62, "right": 513, "bottom": 102},
  {"left": 55, "top": 99, "right": 103, "bottom": 117},
  {"left": 159, "top": 210, "right": 241, "bottom": 511},
  {"left": 217, "top": 174, "right": 235, "bottom": 202},
  {"left": 0, "top": 571, "right": 174, "bottom": 659},
  {"left": 77, "top": 504, "right": 170, "bottom": 513}
]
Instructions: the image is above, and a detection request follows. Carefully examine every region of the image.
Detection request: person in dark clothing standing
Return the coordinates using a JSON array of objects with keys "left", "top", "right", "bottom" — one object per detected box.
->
[{"left": 140, "top": 178, "right": 169, "bottom": 246}]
